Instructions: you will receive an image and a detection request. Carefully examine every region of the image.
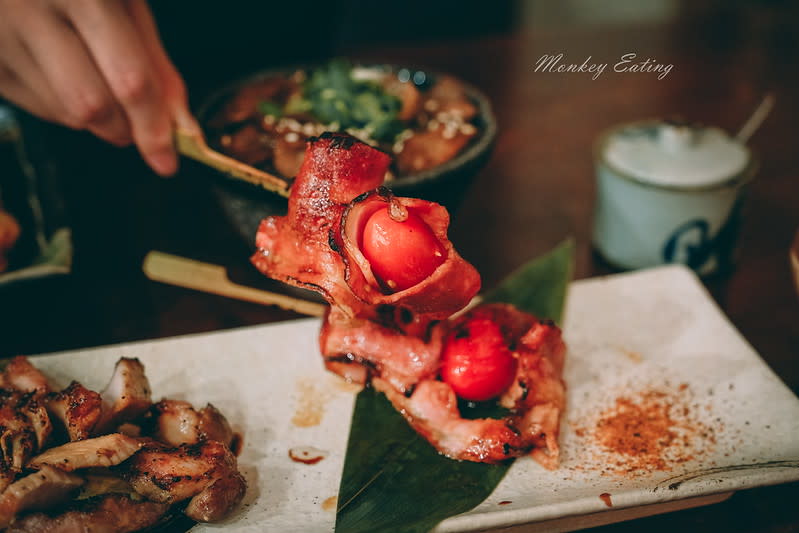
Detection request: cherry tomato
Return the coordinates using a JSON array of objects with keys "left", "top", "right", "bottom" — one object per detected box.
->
[
  {"left": 441, "top": 318, "right": 518, "bottom": 401},
  {"left": 361, "top": 206, "right": 446, "bottom": 292}
]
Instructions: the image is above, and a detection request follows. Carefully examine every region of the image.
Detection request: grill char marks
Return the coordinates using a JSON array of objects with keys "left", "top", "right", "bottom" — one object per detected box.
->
[
  {"left": 0, "top": 465, "right": 84, "bottom": 529},
  {"left": 46, "top": 382, "right": 102, "bottom": 442},
  {"left": 124, "top": 440, "right": 246, "bottom": 522}
]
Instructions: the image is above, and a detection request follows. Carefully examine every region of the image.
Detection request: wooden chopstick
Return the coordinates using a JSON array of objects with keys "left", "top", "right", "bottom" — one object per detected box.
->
[
  {"left": 142, "top": 251, "right": 326, "bottom": 317},
  {"left": 174, "top": 128, "right": 291, "bottom": 197}
]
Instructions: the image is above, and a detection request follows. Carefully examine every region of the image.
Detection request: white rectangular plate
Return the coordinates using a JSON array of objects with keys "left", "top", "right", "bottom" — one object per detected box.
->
[{"left": 29, "top": 265, "right": 799, "bottom": 532}]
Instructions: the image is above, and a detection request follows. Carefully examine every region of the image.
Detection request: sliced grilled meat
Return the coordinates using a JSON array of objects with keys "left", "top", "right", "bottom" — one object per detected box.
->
[
  {"left": 96, "top": 359, "right": 152, "bottom": 433},
  {"left": 46, "top": 381, "right": 103, "bottom": 442},
  {"left": 184, "top": 470, "right": 247, "bottom": 522},
  {"left": 0, "top": 357, "right": 50, "bottom": 395},
  {"left": 28, "top": 433, "right": 143, "bottom": 472},
  {"left": 125, "top": 440, "right": 246, "bottom": 522},
  {"left": 0, "top": 391, "right": 52, "bottom": 489},
  {"left": 0, "top": 465, "right": 83, "bottom": 528},
  {"left": 197, "top": 404, "right": 235, "bottom": 448},
  {"left": 7, "top": 493, "right": 170, "bottom": 533},
  {"left": 20, "top": 399, "right": 51, "bottom": 454},
  {"left": 152, "top": 400, "right": 234, "bottom": 448}
]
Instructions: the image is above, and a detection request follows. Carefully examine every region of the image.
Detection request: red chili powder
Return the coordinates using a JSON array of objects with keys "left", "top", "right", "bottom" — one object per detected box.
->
[
  {"left": 596, "top": 391, "right": 676, "bottom": 471},
  {"left": 573, "top": 385, "right": 716, "bottom": 476}
]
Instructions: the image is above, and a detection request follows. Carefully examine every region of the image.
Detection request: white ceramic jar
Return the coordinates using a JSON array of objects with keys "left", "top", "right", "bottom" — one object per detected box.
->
[{"left": 593, "top": 120, "right": 756, "bottom": 275}]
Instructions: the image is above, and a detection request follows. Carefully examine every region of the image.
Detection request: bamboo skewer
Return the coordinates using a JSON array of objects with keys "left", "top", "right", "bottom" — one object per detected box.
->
[
  {"left": 142, "top": 251, "right": 326, "bottom": 317},
  {"left": 736, "top": 93, "right": 775, "bottom": 144},
  {"left": 174, "top": 128, "right": 291, "bottom": 197}
]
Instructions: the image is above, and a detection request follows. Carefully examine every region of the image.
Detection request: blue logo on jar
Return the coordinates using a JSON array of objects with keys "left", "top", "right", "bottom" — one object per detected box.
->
[
  {"left": 662, "top": 197, "right": 742, "bottom": 276},
  {"left": 663, "top": 219, "right": 713, "bottom": 271}
]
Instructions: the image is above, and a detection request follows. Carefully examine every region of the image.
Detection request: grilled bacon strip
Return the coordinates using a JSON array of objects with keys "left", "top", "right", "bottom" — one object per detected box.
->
[
  {"left": 252, "top": 132, "right": 391, "bottom": 317},
  {"left": 373, "top": 305, "right": 566, "bottom": 467},
  {"left": 250, "top": 132, "right": 566, "bottom": 467},
  {"left": 252, "top": 133, "right": 484, "bottom": 393},
  {"left": 251, "top": 132, "right": 480, "bottom": 321},
  {"left": 319, "top": 307, "right": 446, "bottom": 394}
]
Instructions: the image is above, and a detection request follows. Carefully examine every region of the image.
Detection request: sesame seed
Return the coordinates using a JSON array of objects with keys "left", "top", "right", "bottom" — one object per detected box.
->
[
  {"left": 460, "top": 124, "right": 477, "bottom": 135},
  {"left": 424, "top": 99, "right": 440, "bottom": 111},
  {"left": 285, "top": 132, "right": 300, "bottom": 143},
  {"left": 427, "top": 120, "right": 440, "bottom": 131},
  {"left": 398, "top": 129, "right": 414, "bottom": 141},
  {"left": 283, "top": 118, "right": 302, "bottom": 131},
  {"left": 220, "top": 135, "right": 232, "bottom": 147}
]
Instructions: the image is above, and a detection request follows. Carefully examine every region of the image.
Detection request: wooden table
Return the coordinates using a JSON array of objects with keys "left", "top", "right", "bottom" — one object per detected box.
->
[{"left": 3, "top": 12, "right": 798, "bottom": 533}]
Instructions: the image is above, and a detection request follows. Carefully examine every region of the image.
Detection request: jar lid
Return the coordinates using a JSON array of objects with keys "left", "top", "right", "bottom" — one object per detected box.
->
[{"left": 601, "top": 120, "right": 751, "bottom": 188}]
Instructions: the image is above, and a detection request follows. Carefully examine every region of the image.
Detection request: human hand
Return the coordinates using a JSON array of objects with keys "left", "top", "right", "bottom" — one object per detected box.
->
[{"left": 0, "top": 0, "right": 198, "bottom": 176}]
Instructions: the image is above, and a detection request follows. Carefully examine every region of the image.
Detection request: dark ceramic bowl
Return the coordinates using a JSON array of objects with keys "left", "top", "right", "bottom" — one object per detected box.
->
[
  {"left": 194, "top": 64, "right": 497, "bottom": 244},
  {"left": 0, "top": 107, "right": 72, "bottom": 290}
]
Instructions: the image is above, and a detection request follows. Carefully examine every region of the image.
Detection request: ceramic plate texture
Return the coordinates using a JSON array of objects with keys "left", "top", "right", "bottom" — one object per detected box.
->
[{"left": 28, "top": 265, "right": 799, "bottom": 532}]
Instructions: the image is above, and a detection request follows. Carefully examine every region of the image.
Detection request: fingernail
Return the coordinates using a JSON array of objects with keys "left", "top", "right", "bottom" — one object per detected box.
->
[{"left": 149, "top": 150, "right": 178, "bottom": 177}]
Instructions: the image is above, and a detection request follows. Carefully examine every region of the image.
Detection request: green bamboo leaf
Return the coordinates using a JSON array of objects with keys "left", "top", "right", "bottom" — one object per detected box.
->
[
  {"left": 336, "top": 239, "right": 575, "bottom": 533},
  {"left": 482, "top": 238, "right": 574, "bottom": 320}
]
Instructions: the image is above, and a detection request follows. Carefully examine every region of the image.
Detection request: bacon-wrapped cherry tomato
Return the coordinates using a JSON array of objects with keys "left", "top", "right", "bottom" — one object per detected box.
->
[
  {"left": 361, "top": 206, "right": 446, "bottom": 292},
  {"left": 441, "top": 317, "right": 518, "bottom": 402}
]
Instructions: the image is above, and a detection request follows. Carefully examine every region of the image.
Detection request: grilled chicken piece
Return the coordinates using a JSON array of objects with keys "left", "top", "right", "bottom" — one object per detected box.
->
[
  {"left": 0, "top": 357, "right": 50, "bottom": 395},
  {"left": 116, "top": 423, "right": 141, "bottom": 438},
  {"left": 28, "top": 433, "right": 143, "bottom": 472},
  {"left": 152, "top": 400, "right": 234, "bottom": 448},
  {"left": 126, "top": 440, "right": 246, "bottom": 522},
  {"left": 395, "top": 126, "right": 473, "bottom": 175},
  {"left": 46, "top": 381, "right": 103, "bottom": 441},
  {"left": 7, "top": 493, "right": 170, "bottom": 533},
  {"left": 0, "top": 465, "right": 83, "bottom": 529},
  {"left": 96, "top": 358, "right": 152, "bottom": 433},
  {"left": 197, "top": 404, "right": 235, "bottom": 447},
  {"left": 21, "top": 399, "right": 51, "bottom": 453},
  {"left": 184, "top": 470, "right": 247, "bottom": 522},
  {"left": 0, "top": 395, "right": 35, "bottom": 491},
  {"left": 0, "top": 391, "right": 52, "bottom": 490}
]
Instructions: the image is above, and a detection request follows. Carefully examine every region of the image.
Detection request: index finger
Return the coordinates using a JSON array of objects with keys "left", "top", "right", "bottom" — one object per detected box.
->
[
  {"left": 126, "top": 0, "right": 200, "bottom": 135},
  {"left": 66, "top": 0, "right": 177, "bottom": 175}
]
